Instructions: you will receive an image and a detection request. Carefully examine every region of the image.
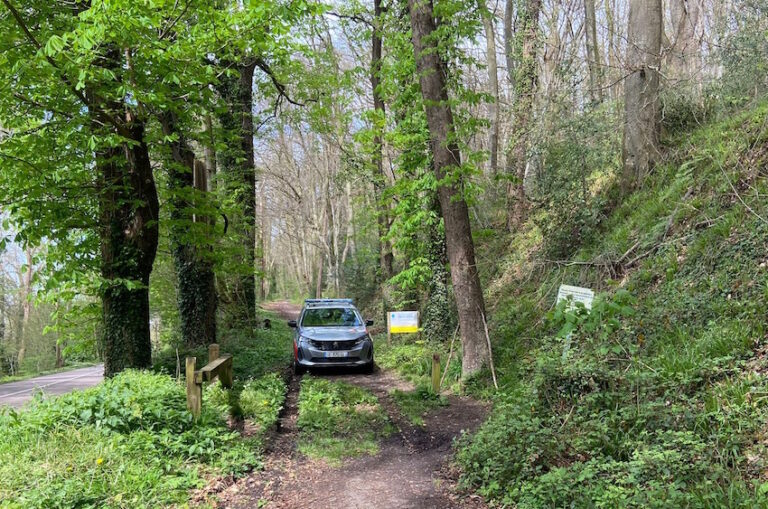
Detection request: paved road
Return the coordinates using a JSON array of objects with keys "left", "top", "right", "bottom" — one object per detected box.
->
[{"left": 0, "top": 364, "right": 104, "bottom": 408}]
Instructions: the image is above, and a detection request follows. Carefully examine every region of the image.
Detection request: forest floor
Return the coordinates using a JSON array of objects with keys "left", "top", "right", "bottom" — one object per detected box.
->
[{"left": 215, "top": 301, "right": 488, "bottom": 509}]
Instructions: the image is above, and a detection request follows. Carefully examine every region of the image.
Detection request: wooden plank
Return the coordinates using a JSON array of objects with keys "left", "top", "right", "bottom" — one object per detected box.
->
[
  {"left": 185, "top": 357, "right": 201, "bottom": 419},
  {"left": 194, "top": 354, "right": 232, "bottom": 384}
]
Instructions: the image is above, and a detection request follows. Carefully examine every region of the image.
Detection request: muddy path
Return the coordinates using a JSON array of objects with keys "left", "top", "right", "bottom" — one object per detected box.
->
[{"left": 218, "top": 362, "right": 488, "bottom": 508}]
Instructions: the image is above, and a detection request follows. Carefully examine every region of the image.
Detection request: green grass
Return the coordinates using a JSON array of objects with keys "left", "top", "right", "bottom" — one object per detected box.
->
[
  {"left": 296, "top": 376, "right": 392, "bottom": 466},
  {"left": 456, "top": 100, "right": 768, "bottom": 507},
  {"left": 391, "top": 386, "right": 447, "bottom": 426},
  {"left": 374, "top": 334, "right": 463, "bottom": 392}
]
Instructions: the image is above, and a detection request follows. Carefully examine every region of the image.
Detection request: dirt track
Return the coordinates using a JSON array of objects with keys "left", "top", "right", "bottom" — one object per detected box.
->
[{"left": 216, "top": 301, "right": 488, "bottom": 509}]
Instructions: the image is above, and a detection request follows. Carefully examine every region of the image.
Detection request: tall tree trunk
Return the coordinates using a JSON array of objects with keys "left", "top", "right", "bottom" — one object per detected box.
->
[
  {"left": 160, "top": 112, "right": 217, "bottom": 347},
  {"left": 100, "top": 119, "right": 159, "bottom": 377},
  {"left": 482, "top": 3, "right": 500, "bottom": 174},
  {"left": 409, "top": 0, "right": 490, "bottom": 378},
  {"left": 667, "top": 0, "right": 701, "bottom": 83},
  {"left": 372, "top": 0, "right": 394, "bottom": 285},
  {"left": 217, "top": 61, "right": 257, "bottom": 320},
  {"left": 504, "top": 0, "right": 515, "bottom": 91},
  {"left": 260, "top": 179, "right": 269, "bottom": 301},
  {"left": 585, "top": 0, "right": 603, "bottom": 103},
  {"left": 16, "top": 247, "right": 33, "bottom": 366},
  {"left": 506, "top": 0, "right": 541, "bottom": 230},
  {"left": 422, "top": 197, "right": 454, "bottom": 342},
  {"left": 622, "top": 0, "right": 662, "bottom": 194}
]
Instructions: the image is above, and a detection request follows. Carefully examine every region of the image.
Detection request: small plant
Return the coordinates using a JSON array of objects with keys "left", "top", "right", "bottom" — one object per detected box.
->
[{"left": 391, "top": 385, "right": 448, "bottom": 426}]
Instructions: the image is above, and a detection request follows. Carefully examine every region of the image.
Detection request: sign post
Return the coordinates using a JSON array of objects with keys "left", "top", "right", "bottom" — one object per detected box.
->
[
  {"left": 556, "top": 285, "right": 594, "bottom": 360},
  {"left": 387, "top": 311, "right": 420, "bottom": 334}
]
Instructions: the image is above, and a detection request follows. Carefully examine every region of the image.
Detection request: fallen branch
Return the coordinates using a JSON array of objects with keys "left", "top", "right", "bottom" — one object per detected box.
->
[{"left": 479, "top": 308, "right": 498, "bottom": 390}]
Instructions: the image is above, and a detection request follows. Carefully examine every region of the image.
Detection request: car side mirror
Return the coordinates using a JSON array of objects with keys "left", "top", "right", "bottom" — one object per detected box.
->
[
  {"left": 287, "top": 320, "right": 297, "bottom": 328},
  {"left": 366, "top": 319, "right": 374, "bottom": 326}
]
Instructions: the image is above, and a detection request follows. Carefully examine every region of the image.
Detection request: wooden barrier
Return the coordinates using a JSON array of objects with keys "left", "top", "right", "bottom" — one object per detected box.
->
[{"left": 185, "top": 343, "right": 233, "bottom": 418}]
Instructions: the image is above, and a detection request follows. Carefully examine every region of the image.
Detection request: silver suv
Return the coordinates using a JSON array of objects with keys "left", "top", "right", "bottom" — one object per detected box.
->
[{"left": 288, "top": 299, "right": 374, "bottom": 375}]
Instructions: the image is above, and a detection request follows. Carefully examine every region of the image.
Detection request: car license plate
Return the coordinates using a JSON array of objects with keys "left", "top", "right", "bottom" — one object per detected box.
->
[{"left": 325, "top": 351, "right": 348, "bottom": 358}]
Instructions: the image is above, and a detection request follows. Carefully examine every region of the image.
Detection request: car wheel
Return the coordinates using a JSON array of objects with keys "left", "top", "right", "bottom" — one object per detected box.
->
[
  {"left": 363, "top": 359, "right": 374, "bottom": 374},
  {"left": 293, "top": 360, "right": 306, "bottom": 376}
]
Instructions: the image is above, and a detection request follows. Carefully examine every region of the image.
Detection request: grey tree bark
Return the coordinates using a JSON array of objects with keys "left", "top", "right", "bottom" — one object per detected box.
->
[
  {"left": 622, "top": 0, "right": 662, "bottom": 194},
  {"left": 482, "top": 3, "right": 500, "bottom": 174},
  {"left": 585, "top": 0, "right": 603, "bottom": 103},
  {"left": 408, "top": 0, "right": 490, "bottom": 378}
]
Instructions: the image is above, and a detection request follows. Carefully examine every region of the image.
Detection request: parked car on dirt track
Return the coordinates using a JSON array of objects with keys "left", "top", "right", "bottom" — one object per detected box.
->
[{"left": 288, "top": 299, "right": 374, "bottom": 375}]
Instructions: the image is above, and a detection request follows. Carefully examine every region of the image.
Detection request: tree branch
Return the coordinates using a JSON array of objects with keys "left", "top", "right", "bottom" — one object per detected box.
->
[{"left": 0, "top": 0, "right": 129, "bottom": 137}]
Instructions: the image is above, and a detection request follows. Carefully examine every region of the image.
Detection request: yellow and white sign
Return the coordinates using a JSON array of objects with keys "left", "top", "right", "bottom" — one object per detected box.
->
[{"left": 388, "top": 311, "right": 419, "bottom": 334}]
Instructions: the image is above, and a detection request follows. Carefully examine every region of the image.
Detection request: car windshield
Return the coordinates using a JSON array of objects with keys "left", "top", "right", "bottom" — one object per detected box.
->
[{"left": 301, "top": 307, "right": 361, "bottom": 327}]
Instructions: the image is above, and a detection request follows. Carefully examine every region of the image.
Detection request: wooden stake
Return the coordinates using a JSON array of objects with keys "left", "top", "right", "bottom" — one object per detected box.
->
[
  {"left": 431, "top": 353, "right": 441, "bottom": 394},
  {"left": 386, "top": 312, "right": 392, "bottom": 345},
  {"left": 185, "top": 357, "right": 202, "bottom": 419}
]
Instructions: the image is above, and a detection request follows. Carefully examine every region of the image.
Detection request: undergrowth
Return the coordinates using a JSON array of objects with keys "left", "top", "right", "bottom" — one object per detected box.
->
[
  {"left": 457, "top": 100, "right": 768, "bottom": 507},
  {"left": 297, "top": 376, "right": 391, "bottom": 465},
  {"left": 0, "top": 371, "right": 256, "bottom": 508}
]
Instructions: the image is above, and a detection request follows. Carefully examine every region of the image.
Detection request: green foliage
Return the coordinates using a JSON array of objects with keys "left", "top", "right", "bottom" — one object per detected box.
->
[
  {"left": 459, "top": 100, "right": 768, "bottom": 506},
  {"left": 391, "top": 386, "right": 447, "bottom": 426},
  {"left": 0, "top": 371, "right": 256, "bottom": 508},
  {"left": 374, "top": 334, "right": 463, "bottom": 392},
  {"left": 297, "top": 376, "right": 391, "bottom": 465},
  {"left": 153, "top": 309, "right": 292, "bottom": 381}
]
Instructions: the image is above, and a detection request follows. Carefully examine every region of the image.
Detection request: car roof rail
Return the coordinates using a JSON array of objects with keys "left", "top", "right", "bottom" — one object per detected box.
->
[{"left": 304, "top": 298, "right": 355, "bottom": 306}]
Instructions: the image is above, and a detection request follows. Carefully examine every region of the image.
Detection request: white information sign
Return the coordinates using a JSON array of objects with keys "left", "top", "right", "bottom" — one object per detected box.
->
[
  {"left": 556, "top": 284, "right": 594, "bottom": 311},
  {"left": 388, "top": 311, "right": 419, "bottom": 334}
]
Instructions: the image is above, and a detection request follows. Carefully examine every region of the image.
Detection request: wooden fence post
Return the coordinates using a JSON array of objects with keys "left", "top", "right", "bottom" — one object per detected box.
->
[
  {"left": 431, "top": 353, "right": 441, "bottom": 394},
  {"left": 186, "top": 357, "right": 202, "bottom": 419},
  {"left": 208, "top": 343, "right": 219, "bottom": 363}
]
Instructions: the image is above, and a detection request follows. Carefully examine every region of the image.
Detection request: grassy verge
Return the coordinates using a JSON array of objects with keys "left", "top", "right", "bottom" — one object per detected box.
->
[
  {"left": 297, "top": 376, "right": 391, "bottom": 466},
  {"left": 1, "top": 310, "right": 293, "bottom": 508},
  {"left": 391, "top": 386, "right": 447, "bottom": 426},
  {"left": 455, "top": 101, "right": 768, "bottom": 506},
  {"left": 0, "top": 371, "right": 256, "bottom": 508}
]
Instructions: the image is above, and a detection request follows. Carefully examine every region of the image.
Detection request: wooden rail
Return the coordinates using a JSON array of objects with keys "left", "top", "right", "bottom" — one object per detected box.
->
[{"left": 185, "top": 343, "right": 233, "bottom": 419}]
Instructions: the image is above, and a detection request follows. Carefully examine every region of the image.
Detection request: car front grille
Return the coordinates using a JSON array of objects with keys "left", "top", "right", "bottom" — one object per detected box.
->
[{"left": 309, "top": 339, "right": 360, "bottom": 351}]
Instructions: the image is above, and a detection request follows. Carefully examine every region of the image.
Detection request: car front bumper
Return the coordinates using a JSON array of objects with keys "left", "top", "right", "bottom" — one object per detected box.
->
[{"left": 295, "top": 340, "right": 373, "bottom": 368}]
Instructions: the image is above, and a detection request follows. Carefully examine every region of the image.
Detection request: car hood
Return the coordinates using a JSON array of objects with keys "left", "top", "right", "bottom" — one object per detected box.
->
[{"left": 300, "top": 326, "right": 368, "bottom": 341}]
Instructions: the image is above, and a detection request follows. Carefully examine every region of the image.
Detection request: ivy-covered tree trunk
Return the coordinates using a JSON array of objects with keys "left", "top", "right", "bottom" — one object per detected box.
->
[
  {"left": 100, "top": 120, "right": 159, "bottom": 377},
  {"left": 422, "top": 198, "right": 455, "bottom": 342},
  {"left": 506, "top": 0, "right": 541, "bottom": 229},
  {"left": 161, "top": 112, "right": 217, "bottom": 347},
  {"left": 217, "top": 61, "right": 257, "bottom": 320},
  {"left": 409, "top": 0, "right": 490, "bottom": 378}
]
